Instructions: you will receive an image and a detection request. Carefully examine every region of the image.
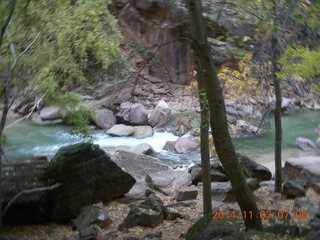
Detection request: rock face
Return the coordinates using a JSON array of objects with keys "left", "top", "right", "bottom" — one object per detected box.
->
[
  {"left": 149, "top": 100, "right": 171, "bottom": 127},
  {"left": 117, "top": 102, "right": 148, "bottom": 125},
  {"left": 118, "top": 0, "right": 193, "bottom": 85},
  {"left": 106, "top": 124, "right": 135, "bottom": 136},
  {"left": 283, "top": 157, "right": 320, "bottom": 185},
  {"left": 174, "top": 137, "right": 199, "bottom": 153},
  {"left": 45, "top": 143, "right": 136, "bottom": 221},
  {"left": 40, "top": 106, "right": 61, "bottom": 120},
  {"left": 93, "top": 109, "right": 116, "bottom": 130},
  {"left": 296, "top": 137, "right": 317, "bottom": 152},
  {"left": 237, "top": 152, "right": 272, "bottom": 181}
]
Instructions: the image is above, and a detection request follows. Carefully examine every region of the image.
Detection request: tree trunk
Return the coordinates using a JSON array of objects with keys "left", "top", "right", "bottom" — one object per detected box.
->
[
  {"left": 186, "top": 0, "right": 262, "bottom": 230},
  {"left": 272, "top": 0, "right": 282, "bottom": 193},
  {"left": 197, "top": 76, "right": 212, "bottom": 216}
]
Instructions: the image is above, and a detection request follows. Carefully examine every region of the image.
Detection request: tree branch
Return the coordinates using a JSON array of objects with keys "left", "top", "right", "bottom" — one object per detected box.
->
[
  {"left": 2, "top": 183, "right": 61, "bottom": 218},
  {"left": 0, "top": 0, "right": 16, "bottom": 48}
]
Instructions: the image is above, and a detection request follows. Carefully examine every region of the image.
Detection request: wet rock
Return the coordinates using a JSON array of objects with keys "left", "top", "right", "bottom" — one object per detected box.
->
[
  {"left": 237, "top": 152, "right": 272, "bottom": 181},
  {"left": 128, "top": 143, "right": 154, "bottom": 155},
  {"left": 163, "top": 141, "right": 176, "bottom": 152},
  {"left": 296, "top": 137, "right": 317, "bottom": 152},
  {"left": 175, "top": 186, "right": 198, "bottom": 201},
  {"left": 283, "top": 156, "right": 320, "bottom": 185},
  {"left": 32, "top": 113, "right": 64, "bottom": 125},
  {"left": 174, "top": 137, "right": 199, "bottom": 153},
  {"left": 117, "top": 102, "right": 148, "bottom": 125},
  {"left": 93, "top": 109, "right": 116, "bottom": 130},
  {"left": 133, "top": 126, "right": 154, "bottom": 139},
  {"left": 149, "top": 100, "right": 171, "bottom": 127},
  {"left": 39, "top": 106, "right": 61, "bottom": 120},
  {"left": 118, "top": 194, "right": 165, "bottom": 230},
  {"left": 282, "top": 181, "right": 306, "bottom": 198},
  {"left": 146, "top": 170, "right": 191, "bottom": 195},
  {"left": 173, "top": 118, "right": 192, "bottom": 136},
  {"left": 106, "top": 124, "right": 135, "bottom": 136},
  {"left": 72, "top": 203, "right": 112, "bottom": 231},
  {"left": 46, "top": 143, "right": 136, "bottom": 221}
]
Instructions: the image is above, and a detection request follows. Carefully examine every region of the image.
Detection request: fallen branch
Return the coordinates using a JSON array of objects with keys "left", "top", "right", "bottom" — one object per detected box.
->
[{"left": 2, "top": 183, "right": 61, "bottom": 218}]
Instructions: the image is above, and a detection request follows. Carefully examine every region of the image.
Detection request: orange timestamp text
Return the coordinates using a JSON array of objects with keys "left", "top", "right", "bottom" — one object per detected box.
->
[{"left": 211, "top": 210, "right": 309, "bottom": 220}]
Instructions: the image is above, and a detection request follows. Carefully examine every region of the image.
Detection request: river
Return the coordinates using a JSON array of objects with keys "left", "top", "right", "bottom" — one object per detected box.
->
[{"left": 3, "top": 110, "right": 320, "bottom": 170}]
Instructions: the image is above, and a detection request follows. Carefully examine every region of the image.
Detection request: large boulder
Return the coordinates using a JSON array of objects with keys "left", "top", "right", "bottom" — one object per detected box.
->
[
  {"left": 149, "top": 100, "right": 171, "bottom": 127},
  {"left": 40, "top": 106, "right": 61, "bottom": 120},
  {"left": 283, "top": 156, "right": 320, "bottom": 185},
  {"left": 93, "top": 109, "right": 116, "bottom": 130},
  {"left": 174, "top": 137, "right": 199, "bottom": 153},
  {"left": 128, "top": 143, "right": 154, "bottom": 155},
  {"left": 45, "top": 143, "right": 136, "bottom": 221},
  {"left": 282, "top": 181, "right": 306, "bottom": 198},
  {"left": 237, "top": 152, "right": 272, "bottom": 181},
  {"left": 117, "top": 102, "right": 148, "bottom": 125},
  {"left": 106, "top": 124, "right": 135, "bottom": 136},
  {"left": 133, "top": 125, "right": 154, "bottom": 139}
]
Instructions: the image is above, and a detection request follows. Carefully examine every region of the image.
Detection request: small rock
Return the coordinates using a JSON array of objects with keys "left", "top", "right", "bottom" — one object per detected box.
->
[
  {"left": 163, "top": 141, "right": 176, "bottom": 152},
  {"left": 174, "top": 137, "right": 199, "bottom": 153},
  {"left": 175, "top": 186, "right": 198, "bottom": 201},
  {"left": 133, "top": 126, "right": 154, "bottom": 139},
  {"left": 128, "top": 143, "right": 154, "bottom": 155},
  {"left": 282, "top": 181, "right": 306, "bottom": 198},
  {"left": 79, "top": 225, "right": 100, "bottom": 240},
  {"left": 106, "top": 124, "right": 135, "bottom": 136},
  {"left": 144, "top": 231, "right": 162, "bottom": 239},
  {"left": 72, "top": 203, "right": 112, "bottom": 231},
  {"left": 163, "top": 208, "right": 183, "bottom": 220}
]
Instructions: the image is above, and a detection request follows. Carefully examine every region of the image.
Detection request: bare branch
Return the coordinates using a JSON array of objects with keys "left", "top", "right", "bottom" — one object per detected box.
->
[{"left": 2, "top": 183, "right": 61, "bottom": 218}]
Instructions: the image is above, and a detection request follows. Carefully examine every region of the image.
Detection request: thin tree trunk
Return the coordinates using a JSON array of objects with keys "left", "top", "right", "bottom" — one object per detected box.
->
[
  {"left": 186, "top": 0, "right": 262, "bottom": 230},
  {"left": 197, "top": 76, "right": 212, "bottom": 216},
  {"left": 272, "top": 0, "right": 282, "bottom": 193}
]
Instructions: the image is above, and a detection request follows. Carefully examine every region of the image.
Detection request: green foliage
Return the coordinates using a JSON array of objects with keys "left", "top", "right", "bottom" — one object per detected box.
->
[{"left": 280, "top": 46, "right": 320, "bottom": 92}]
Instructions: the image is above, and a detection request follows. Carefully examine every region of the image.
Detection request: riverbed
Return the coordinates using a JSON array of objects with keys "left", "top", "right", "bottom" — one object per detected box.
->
[{"left": 3, "top": 110, "right": 320, "bottom": 170}]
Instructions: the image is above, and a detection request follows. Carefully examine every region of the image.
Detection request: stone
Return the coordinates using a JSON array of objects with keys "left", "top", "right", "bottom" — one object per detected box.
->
[
  {"left": 106, "top": 124, "right": 135, "bottom": 136},
  {"left": 149, "top": 100, "right": 171, "bottom": 127},
  {"left": 296, "top": 137, "right": 317, "bottom": 151},
  {"left": 133, "top": 126, "right": 154, "bottom": 139},
  {"left": 314, "top": 102, "right": 320, "bottom": 110},
  {"left": 93, "top": 109, "right": 116, "bottom": 130},
  {"left": 237, "top": 152, "right": 272, "bottom": 181},
  {"left": 144, "top": 231, "right": 162, "bottom": 239},
  {"left": 163, "top": 141, "right": 176, "bottom": 152},
  {"left": 211, "top": 179, "right": 260, "bottom": 202},
  {"left": 39, "top": 106, "right": 61, "bottom": 120},
  {"left": 146, "top": 170, "right": 191, "bottom": 195},
  {"left": 310, "top": 213, "right": 320, "bottom": 230},
  {"left": 236, "top": 120, "right": 259, "bottom": 134},
  {"left": 282, "top": 181, "right": 306, "bottom": 198},
  {"left": 172, "top": 118, "right": 192, "bottom": 136},
  {"left": 118, "top": 194, "right": 165, "bottom": 230},
  {"left": 128, "top": 143, "right": 154, "bottom": 155},
  {"left": 190, "top": 167, "right": 228, "bottom": 185},
  {"left": 79, "top": 225, "right": 100, "bottom": 240},
  {"left": 163, "top": 208, "right": 183, "bottom": 220},
  {"left": 72, "top": 203, "right": 112, "bottom": 231},
  {"left": 117, "top": 102, "right": 148, "bottom": 125},
  {"left": 281, "top": 97, "right": 292, "bottom": 109},
  {"left": 174, "top": 137, "right": 199, "bottom": 153},
  {"left": 31, "top": 113, "right": 64, "bottom": 125},
  {"left": 283, "top": 157, "right": 320, "bottom": 185},
  {"left": 175, "top": 186, "right": 198, "bottom": 201},
  {"left": 190, "top": 128, "right": 200, "bottom": 136},
  {"left": 45, "top": 143, "right": 136, "bottom": 221}
]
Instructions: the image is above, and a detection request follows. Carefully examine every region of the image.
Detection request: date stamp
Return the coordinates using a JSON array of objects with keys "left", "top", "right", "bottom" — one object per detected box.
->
[{"left": 211, "top": 210, "right": 309, "bottom": 220}]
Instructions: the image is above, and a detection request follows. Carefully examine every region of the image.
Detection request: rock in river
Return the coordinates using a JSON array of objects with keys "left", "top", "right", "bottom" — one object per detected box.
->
[{"left": 106, "top": 124, "right": 135, "bottom": 136}]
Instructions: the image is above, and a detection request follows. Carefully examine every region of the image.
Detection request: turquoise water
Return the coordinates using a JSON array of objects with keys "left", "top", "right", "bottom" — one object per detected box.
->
[{"left": 3, "top": 110, "right": 320, "bottom": 166}]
